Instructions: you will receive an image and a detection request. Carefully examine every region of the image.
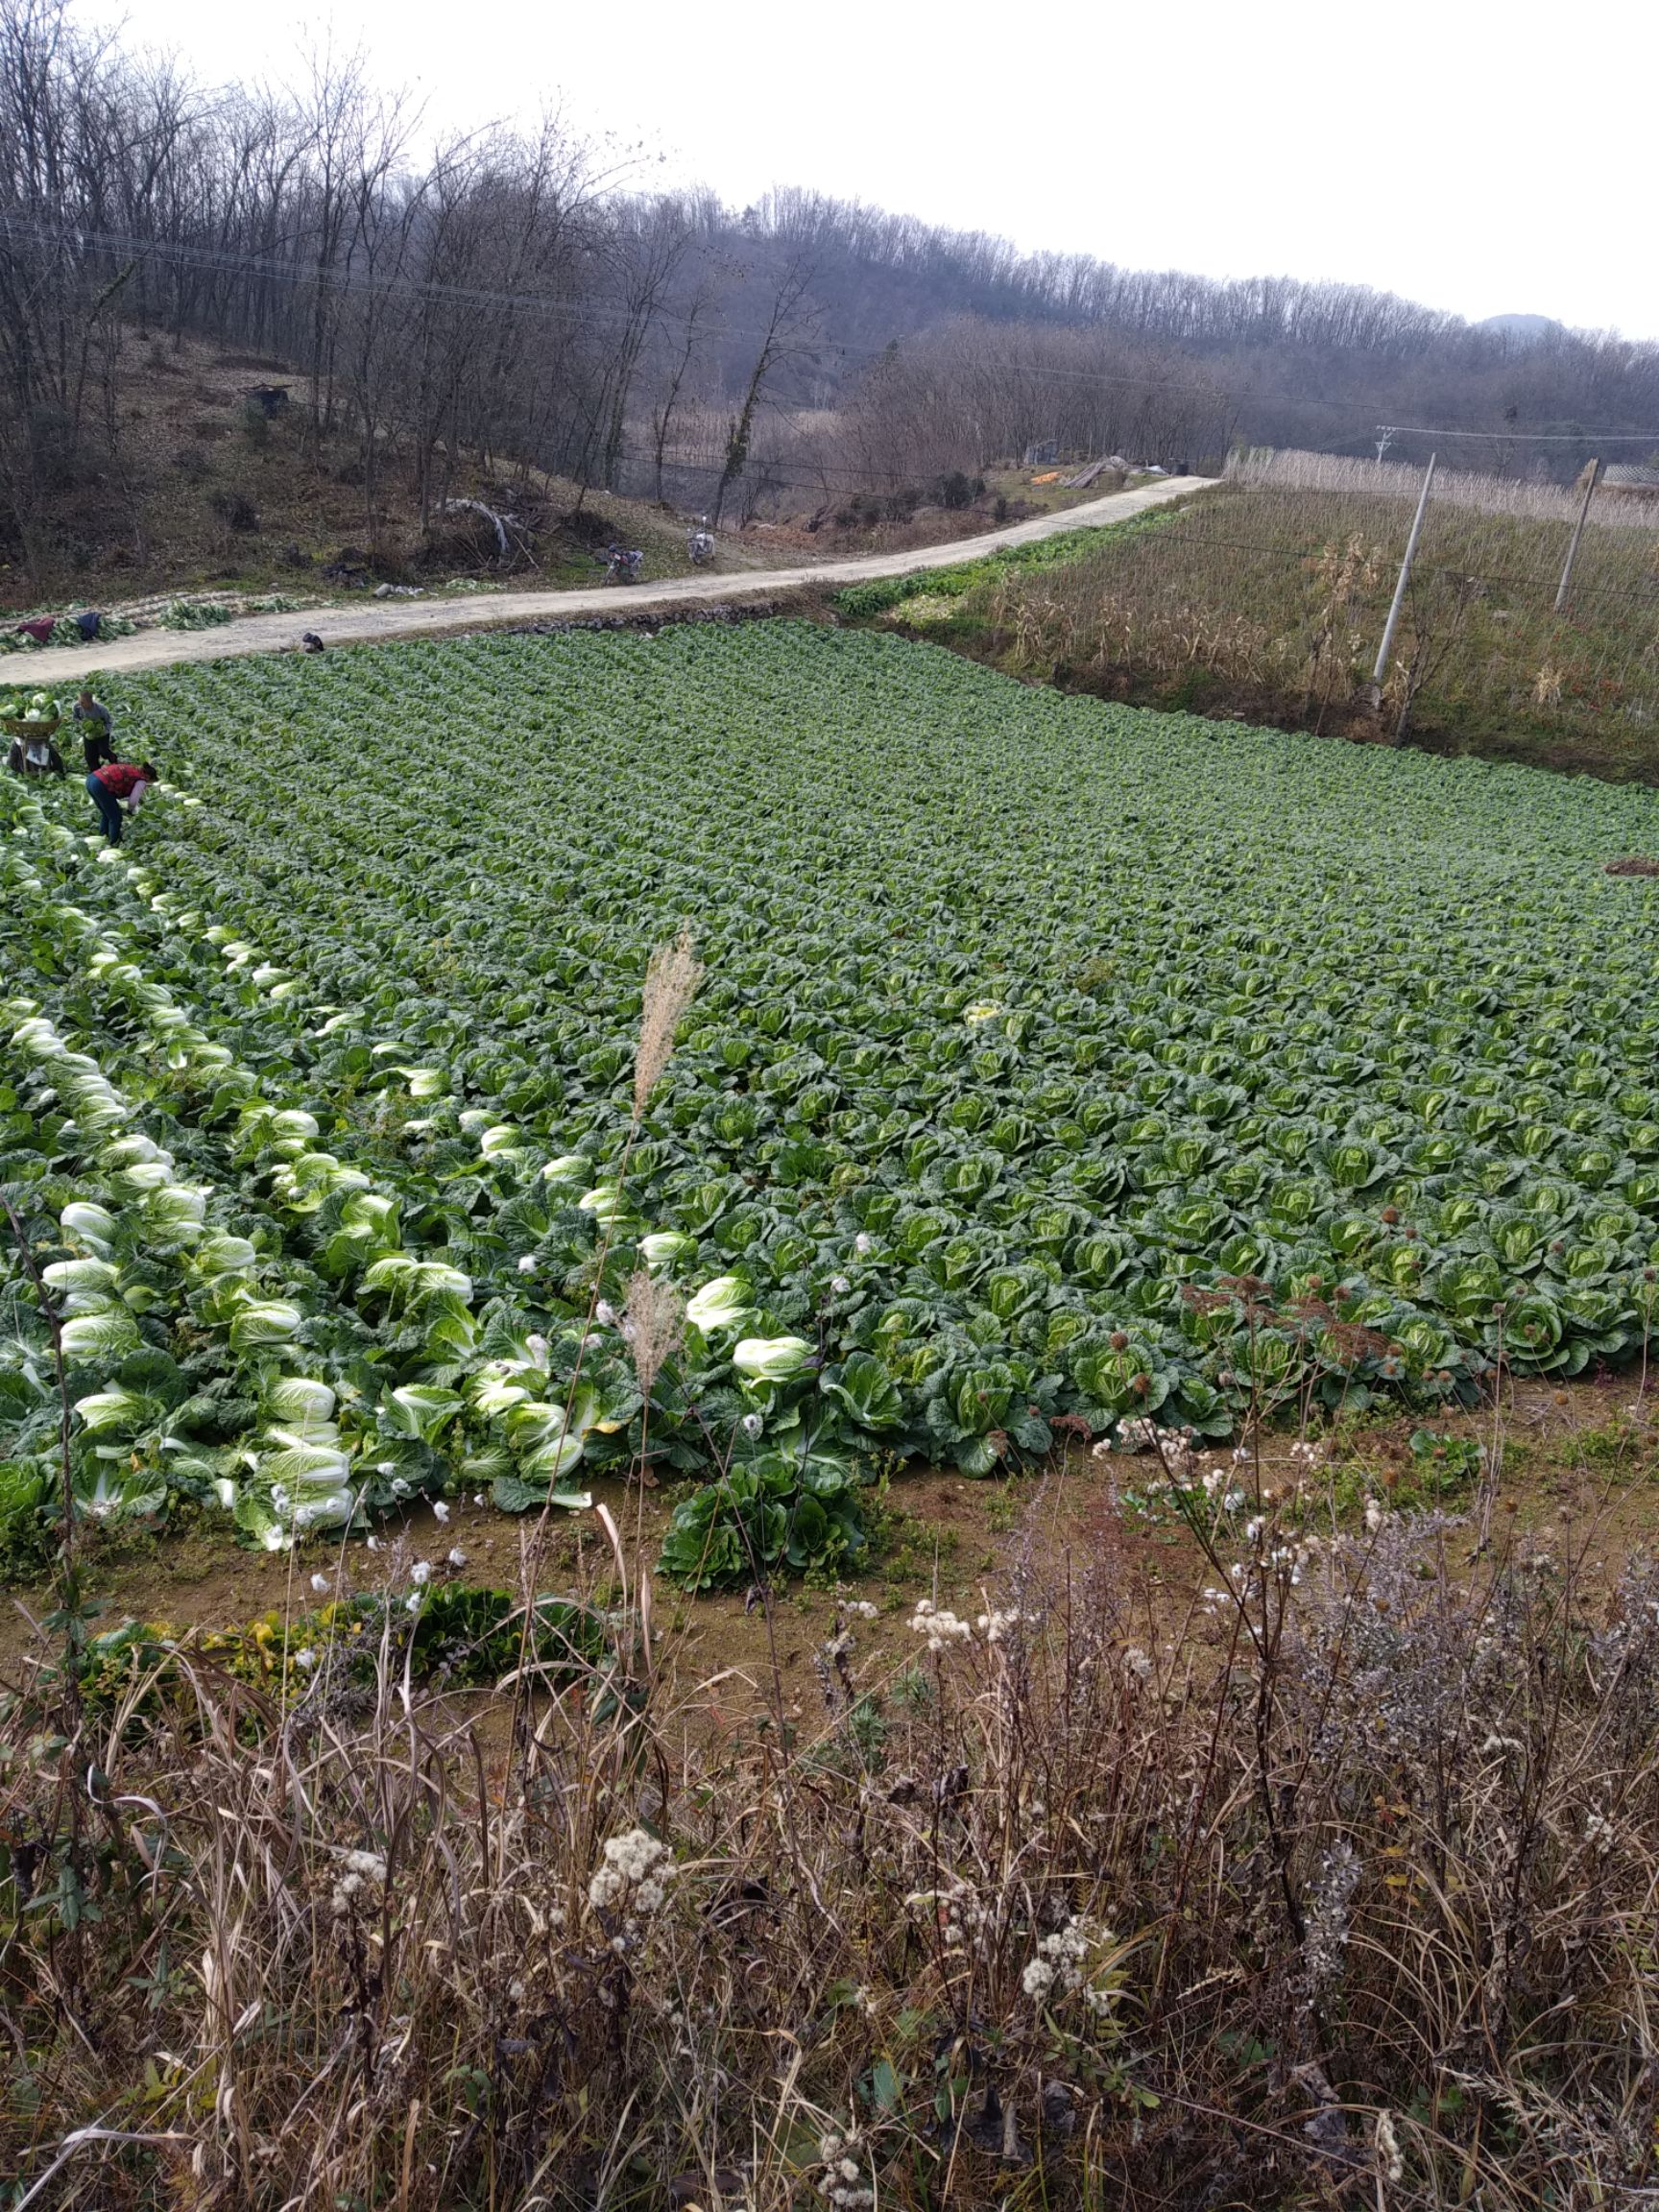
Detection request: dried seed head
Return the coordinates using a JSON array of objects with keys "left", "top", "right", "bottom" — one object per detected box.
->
[
  {"left": 625, "top": 1267, "right": 685, "bottom": 1400},
  {"left": 634, "top": 926, "right": 702, "bottom": 1121}
]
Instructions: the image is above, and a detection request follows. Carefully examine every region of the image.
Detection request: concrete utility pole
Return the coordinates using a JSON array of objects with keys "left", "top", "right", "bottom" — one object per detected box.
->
[
  {"left": 1370, "top": 452, "right": 1437, "bottom": 709},
  {"left": 1553, "top": 459, "right": 1600, "bottom": 613}
]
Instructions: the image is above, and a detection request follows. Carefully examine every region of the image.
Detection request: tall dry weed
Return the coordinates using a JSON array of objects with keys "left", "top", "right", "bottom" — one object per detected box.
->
[
  {"left": 7, "top": 1482, "right": 1659, "bottom": 2210},
  {"left": 634, "top": 926, "right": 702, "bottom": 1122}
]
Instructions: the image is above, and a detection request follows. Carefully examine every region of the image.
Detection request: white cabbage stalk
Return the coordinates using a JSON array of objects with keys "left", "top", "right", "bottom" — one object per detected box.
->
[
  {"left": 577, "top": 1185, "right": 626, "bottom": 1223},
  {"left": 74, "top": 1386, "right": 144, "bottom": 1433},
  {"left": 12, "top": 1015, "right": 65, "bottom": 1057},
  {"left": 228, "top": 1298, "right": 303, "bottom": 1347},
  {"left": 60, "top": 1310, "right": 141, "bottom": 1360},
  {"left": 270, "top": 1109, "right": 322, "bottom": 1142},
  {"left": 192, "top": 1232, "right": 258, "bottom": 1280},
  {"left": 520, "top": 1434, "right": 587, "bottom": 1484},
  {"left": 100, "top": 1133, "right": 168, "bottom": 1168},
  {"left": 146, "top": 1185, "right": 208, "bottom": 1235},
  {"left": 541, "top": 1154, "right": 588, "bottom": 1183},
  {"left": 262, "top": 1440, "right": 351, "bottom": 1486},
  {"left": 505, "top": 1401, "right": 570, "bottom": 1450},
  {"left": 115, "top": 1161, "right": 172, "bottom": 1192},
  {"left": 362, "top": 1253, "right": 471, "bottom": 1303},
  {"left": 60, "top": 1200, "right": 116, "bottom": 1252},
  {"left": 288, "top": 1488, "right": 356, "bottom": 1533},
  {"left": 43, "top": 1257, "right": 119, "bottom": 1296},
  {"left": 471, "top": 1375, "right": 533, "bottom": 1418}
]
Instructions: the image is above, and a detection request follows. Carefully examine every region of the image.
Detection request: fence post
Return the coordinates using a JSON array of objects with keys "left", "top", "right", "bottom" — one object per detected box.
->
[
  {"left": 1369, "top": 453, "right": 1437, "bottom": 712},
  {"left": 1553, "top": 458, "right": 1600, "bottom": 614}
]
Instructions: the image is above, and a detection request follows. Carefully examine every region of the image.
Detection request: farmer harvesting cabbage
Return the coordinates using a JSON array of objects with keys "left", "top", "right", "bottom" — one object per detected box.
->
[
  {"left": 73, "top": 686, "right": 115, "bottom": 770},
  {"left": 85, "top": 758, "right": 157, "bottom": 845}
]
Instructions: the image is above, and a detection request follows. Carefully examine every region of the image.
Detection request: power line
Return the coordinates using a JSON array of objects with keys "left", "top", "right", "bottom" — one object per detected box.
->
[{"left": 1378, "top": 421, "right": 1659, "bottom": 445}]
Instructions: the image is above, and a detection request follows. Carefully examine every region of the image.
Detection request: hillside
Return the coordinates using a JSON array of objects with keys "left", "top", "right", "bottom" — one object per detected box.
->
[{"left": 0, "top": 332, "right": 752, "bottom": 616}]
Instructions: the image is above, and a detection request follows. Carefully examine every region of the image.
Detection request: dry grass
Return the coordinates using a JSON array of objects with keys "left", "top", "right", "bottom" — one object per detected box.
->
[
  {"left": 5, "top": 1439, "right": 1659, "bottom": 2209},
  {"left": 953, "top": 460, "right": 1659, "bottom": 777}
]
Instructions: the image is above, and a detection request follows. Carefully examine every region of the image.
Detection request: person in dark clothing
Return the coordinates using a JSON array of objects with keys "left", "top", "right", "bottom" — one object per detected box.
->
[
  {"left": 8, "top": 727, "right": 65, "bottom": 775},
  {"left": 85, "top": 758, "right": 157, "bottom": 845},
  {"left": 73, "top": 687, "right": 115, "bottom": 771},
  {"left": 301, "top": 631, "right": 325, "bottom": 654}
]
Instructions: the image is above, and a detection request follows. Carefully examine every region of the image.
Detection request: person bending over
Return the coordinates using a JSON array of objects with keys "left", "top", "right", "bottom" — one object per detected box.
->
[{"left": 85, "top": 758, "right": 157, "bottom": 845}]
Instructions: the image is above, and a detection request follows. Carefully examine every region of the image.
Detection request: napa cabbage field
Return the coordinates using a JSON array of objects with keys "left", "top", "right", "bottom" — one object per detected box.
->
[{"left": 3, "top": 619, "right": 1659, "bottom": 1581}]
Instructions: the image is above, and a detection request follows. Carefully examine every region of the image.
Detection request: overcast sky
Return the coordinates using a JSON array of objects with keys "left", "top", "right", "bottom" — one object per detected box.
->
[{"left": 100, "top": 0, "right": 1659, "bottom": 340}]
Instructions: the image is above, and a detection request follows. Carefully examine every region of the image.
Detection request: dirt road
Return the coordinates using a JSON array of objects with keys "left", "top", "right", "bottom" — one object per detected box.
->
[{"left": 37, "top": 476, "right": 1208, "bottom": 680}]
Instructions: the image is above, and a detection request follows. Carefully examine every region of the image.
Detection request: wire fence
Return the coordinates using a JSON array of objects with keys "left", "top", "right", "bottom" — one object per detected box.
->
[{"left": 1229, "top": 446, "right": 1659, "bottom": 530}]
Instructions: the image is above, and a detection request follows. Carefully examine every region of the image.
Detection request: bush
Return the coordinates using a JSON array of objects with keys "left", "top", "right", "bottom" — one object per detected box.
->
[{"left": 208, "top": 489, "right": 260, "bottom": 533}]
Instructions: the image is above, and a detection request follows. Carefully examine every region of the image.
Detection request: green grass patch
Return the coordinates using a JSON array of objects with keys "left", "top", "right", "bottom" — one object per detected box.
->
[{"left": 832, "top": 502, "right": 1189, "bottom": 618}]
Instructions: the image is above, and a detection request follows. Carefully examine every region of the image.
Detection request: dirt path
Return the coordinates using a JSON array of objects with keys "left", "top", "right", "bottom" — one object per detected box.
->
[{"left": 38, "top": 477, "right": 1208, "bottom": 679}]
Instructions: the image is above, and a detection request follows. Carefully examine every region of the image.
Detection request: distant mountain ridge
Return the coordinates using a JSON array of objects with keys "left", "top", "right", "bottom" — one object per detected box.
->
[{"left": 1477, "top": 314, "right": 1566, "bottom": 342}]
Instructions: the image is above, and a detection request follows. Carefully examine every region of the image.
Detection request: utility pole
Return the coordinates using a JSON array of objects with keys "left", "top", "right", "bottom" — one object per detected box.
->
[
  {"left": 1369, "top": 453, "right": 1437, "bottom": 710},
  {"left": 1375, "top": 426, "right": 1396, "bottom": 466},
  {"left": 1553, "top": 458, "right": 1600, "bottom": 613}
]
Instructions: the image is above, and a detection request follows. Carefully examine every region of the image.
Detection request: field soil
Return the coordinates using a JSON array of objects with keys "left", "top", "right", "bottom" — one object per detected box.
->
[{"left": 7, "top": 1376, "right": 1651, "bottom": 1729}]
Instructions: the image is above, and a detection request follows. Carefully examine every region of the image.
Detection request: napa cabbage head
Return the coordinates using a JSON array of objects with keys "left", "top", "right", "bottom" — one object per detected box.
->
[
  {"left": 639, "top": 1231, "right": 697, "bottom": 1270},
  {"left": 733, "top": 1335, "right": 813, "bottom": 1384},
  {"left": 686, "top": 1276, "right": 752, "bottom": 1334}
]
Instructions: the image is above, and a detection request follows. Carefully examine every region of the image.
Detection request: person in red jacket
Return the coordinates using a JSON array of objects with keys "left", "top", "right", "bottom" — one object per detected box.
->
[{"left": 85, "top": 758, "right": 157, "bottom": 846}]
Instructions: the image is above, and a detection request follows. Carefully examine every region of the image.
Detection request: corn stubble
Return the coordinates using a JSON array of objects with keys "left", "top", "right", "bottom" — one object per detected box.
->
[{"left": 4, "top": 1481, "right": 1659, "bottom": 2210}]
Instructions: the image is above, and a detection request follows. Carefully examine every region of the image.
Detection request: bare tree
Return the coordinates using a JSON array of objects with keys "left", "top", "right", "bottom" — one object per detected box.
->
[{"left": 710, "top": 252, "right": 818, "bottom": 527}]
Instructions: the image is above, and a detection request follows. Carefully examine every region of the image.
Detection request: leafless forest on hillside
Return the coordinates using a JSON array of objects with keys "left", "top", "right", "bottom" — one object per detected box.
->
[{"left": 3, "top": 0, "right": 1659, "bottom": 586}]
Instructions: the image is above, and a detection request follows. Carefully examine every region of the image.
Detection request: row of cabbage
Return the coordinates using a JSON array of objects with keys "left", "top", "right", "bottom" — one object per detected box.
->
[
  {"left": 5, "top": 622, "right": 1659, "bottom": 1567},
  {"left": 0, "top": 803, "right": 872, "bottom": 1567}
]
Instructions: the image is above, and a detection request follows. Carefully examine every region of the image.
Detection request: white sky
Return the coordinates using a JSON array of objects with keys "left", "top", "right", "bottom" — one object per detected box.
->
[{"left": 100, "top": 0, "right": 1659, "bottom": 340}]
